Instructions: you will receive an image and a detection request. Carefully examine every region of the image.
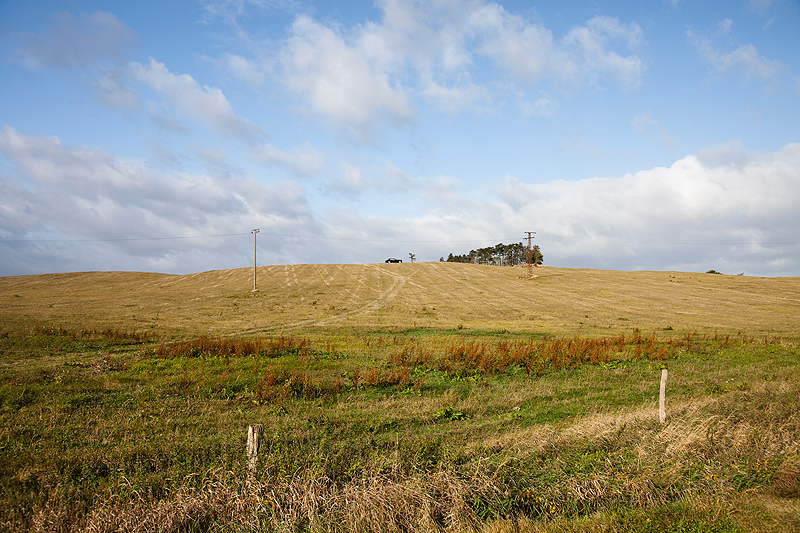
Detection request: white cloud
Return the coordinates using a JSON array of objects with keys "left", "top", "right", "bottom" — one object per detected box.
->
[
  {"left": 484, "top": 142, "right": 800, "bottom": 274},
  {"left": 276, "top": 2, "right": 645, "bottom": 136},
  {"left": 380, "top": 161, "right": 415, "bottom": 192},
  {"left": 518, "top": 93, "right": 559, "bottom": 117},
  {"left": 331, "top": 161, "right": 372, "bottom": 194},
  {"left": 631, "top": 111, "right": 658, "bottom": 132},
  {"left": 129, "top": 58, "right": 264, "bottom": 142},
  {"left": 749, "top": 0, "right": 776, "bottom": 13},
  {"left": 562, "top": 16, "right": 644, "bottom": 88},
  {"left": 305, "top": 142, "right": 798, "bottom": 275},
  {"left": 416, "top": 3, "right": 645, "bottom": 92},
  {"left": 714, "top": 44, "right": 782, "bottom": 78},
  {"left": 0, "top": 125, "right": 312, "bottom": 274},
  {"left": 281, "top": 15, "right": 415, "bottom": 141},
  {"left": 717, "top": 18, "right": 734, "bottom": 36},
  {"left": 254, "top": 142, "right": 326, "bottom": 177},
  {"left": 688, "top": 31, "right": 782, "bottom": 80},
  {"left": 469, "top": 3, "right": 561, "bottom": 82},
  {"left": 147, "top": 106, "right": 189, "bottom": 133},
  {"left": 209, "top": 53, "right": 268, "bottom": 87},
  {"left": 420, "top": 74, "right": 492, "bottom": 113},
  {"left": 93, "top": 69, "right": 140, "bottom": 110},
  {"left": 13, "top": 11, "right": 138, "bottom": 70}
]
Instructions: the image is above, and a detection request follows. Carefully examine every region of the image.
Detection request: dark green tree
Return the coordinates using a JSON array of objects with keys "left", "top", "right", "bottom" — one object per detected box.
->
[
  {"left": 530, "top": 244, "right": 543, "bottom": 265},
  {"left": 445, "top": 242, "right": 532, "bottom": 266}
]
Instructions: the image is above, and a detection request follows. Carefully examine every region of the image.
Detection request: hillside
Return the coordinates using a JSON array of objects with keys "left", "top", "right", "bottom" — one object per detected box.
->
[{"left": 1, "top": 263, "right": 799, "bottom": 340}]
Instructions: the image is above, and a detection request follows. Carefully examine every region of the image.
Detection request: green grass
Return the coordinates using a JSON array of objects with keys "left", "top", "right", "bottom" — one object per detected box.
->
[
  {"left": 1, "top": 265, "right": 799, "bottom": 531},
  {"left": 1, "top": 326, "right": 799, "bottom": 532}
]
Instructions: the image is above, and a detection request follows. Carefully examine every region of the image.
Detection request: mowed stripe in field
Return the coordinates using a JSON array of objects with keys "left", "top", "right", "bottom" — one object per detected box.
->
[{"left": 236, "top": 264, "right": 407, "bottom": 334}]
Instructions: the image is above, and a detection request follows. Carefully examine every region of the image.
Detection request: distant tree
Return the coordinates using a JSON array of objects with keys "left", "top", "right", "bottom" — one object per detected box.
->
[
  {"left": 445, "top": 242, "right": 530, "bottom": 266},
  {"left": 446, "top": 252, "right": 470, "bottom": 263},
  {"left": 531, "top": 244, "right": 543, "bottom": 265},
  {"left": 409, "top": 252, "right": 416, "bottom": 263},
  {"left": 439, "top": 257, "right": 444, "bottom": 262}
]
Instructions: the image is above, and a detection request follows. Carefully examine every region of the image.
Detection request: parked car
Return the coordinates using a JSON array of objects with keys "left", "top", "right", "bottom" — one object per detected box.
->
[{"left": 385, "top": 258, "right": 402, "bottom": 263}]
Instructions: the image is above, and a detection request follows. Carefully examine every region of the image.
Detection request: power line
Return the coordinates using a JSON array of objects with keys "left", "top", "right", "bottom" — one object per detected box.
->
[
  {"left": 590, "top": 239, "right": 800, "bottom": 245},
  {"left": 0, "top": 233, "right": 523, "bottom": 244},
  {"left": 0, "top": 232, "right": 251, "bottom": 243},
  {"left": 1, "top": 232, "right": 798, "bottom": 246}
]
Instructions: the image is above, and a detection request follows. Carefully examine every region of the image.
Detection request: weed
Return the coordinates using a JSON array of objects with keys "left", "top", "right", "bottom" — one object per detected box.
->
[{"left": 434, "top": 406, "right": 469, "bottom": 421}]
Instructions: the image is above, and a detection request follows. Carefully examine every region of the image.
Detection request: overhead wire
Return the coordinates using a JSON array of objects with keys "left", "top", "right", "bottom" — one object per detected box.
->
[
  {"left": 0, "top": 232, "right": 523, "bottom": 244},
  {"left": 1, "top": 232, "right": 798, "bottom": 246}
]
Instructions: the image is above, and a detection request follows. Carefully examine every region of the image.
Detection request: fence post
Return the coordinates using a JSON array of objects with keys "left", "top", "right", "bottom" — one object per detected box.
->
[
  {"left": 247, "top": 424, "right": 264, "bottom": 481},
  {"left": 659, "top": 368, "right": 668, "bottom": 424}
]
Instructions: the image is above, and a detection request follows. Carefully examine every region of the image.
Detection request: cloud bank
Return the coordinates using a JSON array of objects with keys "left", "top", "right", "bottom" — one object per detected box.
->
[
  {"left": 2, "top": 126, "right": 797, "bottom": 276},
  {"left": 278, "top": 1, "right": 646, "bottom": 140},
  {"left": 0, "top": 125, "right": 313, "bottom": 273}
]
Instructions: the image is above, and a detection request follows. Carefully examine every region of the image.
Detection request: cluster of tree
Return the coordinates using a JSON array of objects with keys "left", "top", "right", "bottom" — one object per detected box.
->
[{"left": 442, "top": 242, "right": 542, "bottom": 266}]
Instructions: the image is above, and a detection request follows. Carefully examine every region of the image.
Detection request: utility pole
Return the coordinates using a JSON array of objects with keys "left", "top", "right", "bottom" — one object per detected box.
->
[
  {"left": 525, "top": 231, "right": 536, "bottom": 279},
  {"left": 251, "top": 228, "right": 260, "bottom": 292}
]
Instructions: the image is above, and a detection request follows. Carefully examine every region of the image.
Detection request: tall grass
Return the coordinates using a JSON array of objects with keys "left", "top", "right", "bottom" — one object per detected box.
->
[
  {"left": 154, "top": 336, "right": 312, "bottom": 359},
  {"left": 389, "top": 332, "right": 781, "bottom": 378}
]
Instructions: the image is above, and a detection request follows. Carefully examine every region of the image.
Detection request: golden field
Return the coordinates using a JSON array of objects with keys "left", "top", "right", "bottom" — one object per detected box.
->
[{"left": 1, "top": 262, "right": 798, "bottom": 339}]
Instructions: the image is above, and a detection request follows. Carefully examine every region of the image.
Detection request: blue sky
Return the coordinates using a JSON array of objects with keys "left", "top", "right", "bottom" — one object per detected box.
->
[{"left": 1, "top": 0, "right": 799, "bottom": 276}]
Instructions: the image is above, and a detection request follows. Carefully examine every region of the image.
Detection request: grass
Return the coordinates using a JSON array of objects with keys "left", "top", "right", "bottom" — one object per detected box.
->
[{"left": 1, "top": 264, "right": 799, "bottom": 532}]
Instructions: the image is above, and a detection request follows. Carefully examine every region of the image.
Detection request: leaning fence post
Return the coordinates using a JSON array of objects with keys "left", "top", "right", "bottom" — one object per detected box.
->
[
  {"left": 247, "top": 424, "right": 264, "bottom": 481},
  {"left": 659, "top": 368, "right": 668, "bottom": 424}
]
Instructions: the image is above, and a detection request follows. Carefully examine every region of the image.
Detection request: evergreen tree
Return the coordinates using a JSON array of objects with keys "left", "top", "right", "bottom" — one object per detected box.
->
[{"left": 444, "top": 242, "right": 534, "bottom": 265}]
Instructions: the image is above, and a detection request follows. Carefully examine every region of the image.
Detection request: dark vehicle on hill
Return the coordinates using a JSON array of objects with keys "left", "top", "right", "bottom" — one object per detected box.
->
[{"left": 385, "top": 258, "right": 402, "bottom": 263}]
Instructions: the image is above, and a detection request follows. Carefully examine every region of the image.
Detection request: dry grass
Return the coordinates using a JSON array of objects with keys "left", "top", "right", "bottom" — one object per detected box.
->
[
  {"left": 73, "top": 470, "right": 488, "bottom": 533},
  {"left": 1, "top": 263, "right": 798, "bottom": 340}
]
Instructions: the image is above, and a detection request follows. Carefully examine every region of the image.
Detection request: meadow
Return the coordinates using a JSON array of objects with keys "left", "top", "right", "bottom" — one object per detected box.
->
[{"left": 1, "top": 263, "right": 798, "bottom": 532}]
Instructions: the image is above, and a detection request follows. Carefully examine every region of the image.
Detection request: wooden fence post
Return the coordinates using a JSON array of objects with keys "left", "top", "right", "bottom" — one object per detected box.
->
[
  {"left": 247, "top": 424, "right": 264, "bottom": 481},
  {"left": 659, "top": 368, "right": 668, "bottom": 424}
]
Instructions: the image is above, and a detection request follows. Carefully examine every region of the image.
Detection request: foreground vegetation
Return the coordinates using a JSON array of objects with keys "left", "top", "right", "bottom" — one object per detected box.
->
[
  {"left": 1, "top": 325, "right": 798, "bottom": 532},
  {"left": 1, "top": 265, "right": 799, "bottom": 531}
]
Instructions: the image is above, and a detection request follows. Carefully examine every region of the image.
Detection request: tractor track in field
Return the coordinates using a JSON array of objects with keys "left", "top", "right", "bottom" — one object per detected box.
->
[
  {"left": 423, "top": 262, "right": 523, "bottom": 307},
  {"left": 234, "top": 264, "right": 408, "bottom": 335}
]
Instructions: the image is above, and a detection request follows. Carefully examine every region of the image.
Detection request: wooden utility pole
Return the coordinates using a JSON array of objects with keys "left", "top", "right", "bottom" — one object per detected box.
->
[
  {"left": 251, "top": 228, "right": 259, "bottom": 292},
  {"left": 525, "top": 231, "right": 536, "bottom": 279}
]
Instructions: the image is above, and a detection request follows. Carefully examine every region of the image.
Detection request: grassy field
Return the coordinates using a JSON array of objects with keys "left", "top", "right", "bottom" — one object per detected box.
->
[
  {"left": 1, "top": 263, "right": 798, "bottom": 532},
  {"left": 1, "top": 263, "right": 799, "bottom": 339}
]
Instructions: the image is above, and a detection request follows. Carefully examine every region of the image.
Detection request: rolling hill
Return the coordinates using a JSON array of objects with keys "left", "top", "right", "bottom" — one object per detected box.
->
[{"left": 1, "top": 263, "right": 798, "bottom": 340}]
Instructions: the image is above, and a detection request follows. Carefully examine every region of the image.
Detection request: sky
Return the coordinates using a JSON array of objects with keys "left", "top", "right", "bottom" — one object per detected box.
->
[{"left": 1, "top": 0, "right": 799, "bottom": 277}]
